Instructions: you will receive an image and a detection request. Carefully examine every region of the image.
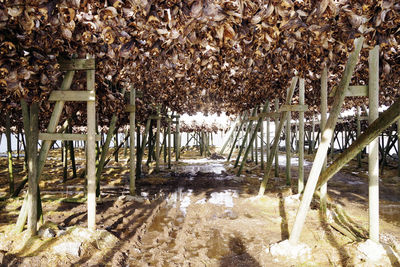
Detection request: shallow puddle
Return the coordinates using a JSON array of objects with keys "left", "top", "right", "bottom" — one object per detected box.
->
[
  {"left": 380, "top": 203, "right": 400, "bottom": 226},
  {"left": 176, "top": 159, "right": 227, "bottom": 174}
]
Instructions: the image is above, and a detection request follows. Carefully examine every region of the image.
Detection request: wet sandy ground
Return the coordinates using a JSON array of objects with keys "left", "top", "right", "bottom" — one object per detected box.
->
[{"left": 0, "top": 149, "right": 400, "bottom": 266}]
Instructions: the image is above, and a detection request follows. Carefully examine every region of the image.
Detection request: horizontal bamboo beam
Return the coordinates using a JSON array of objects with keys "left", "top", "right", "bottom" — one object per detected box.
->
[
  {"left": 346, "top": 85, "right": 368, "bottom": 97},
  {"left": 330, "top": 85, "right": 368, "bottom": 97},
  {"left": 59, "top": 58, "right": 95, "bottom": 71},
  {"left": 258, "top": 112, "right": 280, "bottom": 118},
  {"left": 279, "top": 104, "right": 308, "bottom": 112},
  {"left": 249, "top": 112, "right": 280, "bottom": 121},
  {"left": 49, "top": 91, "right": 95, "bottom": 102},
  {"left": 39, "top": 133, "right": 101, "bottom": 141}
]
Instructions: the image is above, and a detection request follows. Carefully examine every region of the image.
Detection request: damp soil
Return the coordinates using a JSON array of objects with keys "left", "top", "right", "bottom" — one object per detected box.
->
[{"left": 0, "top": 148, "right": 400, "bottom": 266}]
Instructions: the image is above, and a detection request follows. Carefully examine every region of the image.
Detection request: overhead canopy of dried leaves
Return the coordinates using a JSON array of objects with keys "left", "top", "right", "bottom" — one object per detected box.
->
[{"left": 0, "top": 0, "right": 399, "bottom": 129}]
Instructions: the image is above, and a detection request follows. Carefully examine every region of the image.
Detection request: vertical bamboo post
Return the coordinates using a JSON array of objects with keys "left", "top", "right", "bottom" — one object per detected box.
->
[
  {"left": 6, "top": 111, "right": 14, "bottom": 195},
  {"left": 86, "top": 57, "right": 96, "bottom": 230},
  {"left": 368, "top": 45, "right": 379, "bottom": 243},
  {"left": 274, "top": 98, "right": 280, "bottom": 177},
  {"left": 311, "top": 115, "right": 315, "bottom": 153},
  {"left": 168, "top": 116, "right": 171, "bottom": 169},
  {"left": 124, "top": 128, "right": 129, "bottom": 157},
  {"left": 298, "top": 78, "right": 305, "bottom": 194},
  {"left": 155, "top": 106, "right": 161, "bottom": 172},
  {"left": 163, "top": 127, "right": 167, "bottom": 163},
  {"left": 286, "top": 88, "right": 292, "bottom": 186},
  {"left": 255, "top": 108, "right": 258, "bottom": 165},
  {"left": 140, "top": 119, "right": 151, "bottom": 173},
  {"left": 398, "top": 120, "right": 400, "bottom": 176},
  {"left": 69, "top": 123, "right": 77, "bottom": 178},
  {"left": 266, "top": 101, "right": 271, "bottom": 165},
  {"left": 17, "top": 130, "right": 20, "bottom": 160},
  {"left": 320, "top": 66, "right": 328, "bottom": 213},
  {"left": 357, "top": 106, "right": 362, "bottom": 167},
  {"left": 114, "top": 130, "right": 119, "bottom": 162},
  {"left": 63, "top": 139, "right": 68, "bottom": 182},
  {"left": 176, "top": 116, "right": 180, "bottom": 161},
  {"left": 136, "top": 126, "right": 141, "bottom": 177},
  {"left": 294, "top": 122, "right": 298, "bottom": 152},
  {"left": 27, "top": 102, "right": 39, "bottom": 236},
  {"left": 147, "top": 121, "right": 153, "bottom": 164},
  {"left": 289, "top": 37, "right": 363, "bottom": 244},
  {"left": 261, "top": 106, "right": 265, "bottom": 170}
]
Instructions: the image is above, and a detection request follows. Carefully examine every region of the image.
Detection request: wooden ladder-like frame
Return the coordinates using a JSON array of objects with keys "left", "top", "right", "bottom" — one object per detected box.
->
[{"left": 37, "top": 57, "right": 98, "bottom": 230}]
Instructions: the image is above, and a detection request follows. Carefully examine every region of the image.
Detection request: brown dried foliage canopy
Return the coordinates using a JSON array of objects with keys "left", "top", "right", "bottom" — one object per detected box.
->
[{"left": 0, "top": 0, "right": 399, "bottom": 128}]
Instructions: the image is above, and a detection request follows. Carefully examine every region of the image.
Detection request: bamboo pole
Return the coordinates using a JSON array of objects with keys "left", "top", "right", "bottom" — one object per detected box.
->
[
  {"left": 136, "top": 126, "right": 141, "bottom": 177},
  {"left": 96, "top": 116, "right": 118, "bottom": 196},
  {"left": 69, "top": 123, "right": 77, "bottom": 178},
  {"left": 286, "top": 86, "right": 292, "bottom": 186},
  {"left": 320, "top": 65, "right": 328, "bottom": 213},
  {"left": 368, "top": 45, "right": 380, "bottom": 243},
  {"left": 168, "top": 116, "right": 171, "bottom": 169},
  {"left": 266, "top": 101, "right": 270, "bottom": 166},
  {"left": 237, "top": 103, "right": 268, "bottom": 175},
  {"left": 234, "top": 109, "right": 257, "bottom": 168},
  {"left": 255, "top": 108, "right": 258, "bottom": 165},
  {"left": 27, "top": 102, "right": 39, "bottom": 236},
  {"left": 227, "top": 115, "right": 246, "bottom": 162},
  {"left": 312, "top": 115, "right": 315, "bottom": 153},
  {"left": 114, "top": 130, "right": 119, "bottom": 162},
  {"left": 16, "top": 130, "right": 20, "bottom": 160},
  {"left": 129, "top": 88, "right": 136, "bottom": 194},
  {"left": 298, "top": 78, "right": 305, "bottom": 194},
  {"left": 86, "top": 57, "right": 96, "bottom": 230},
  {"left": 155, "top": 106, "right": 161, "bottom": 172},
  {"left": 289, "top": 37, "right": 363, "bottom": 245},
  {"left": 15, "top": 100, "right": 30, "bottom": 233},
  {"left": 259, "top": 77, "right": 298, "bottom": 195},
  {"left": 6, "top": 111, "right": 14, "bottom": 195},
  {"left": 63, "top": 139, "right": 68, "bottom": 182},
  {"left": 294, "top": 122, "right": 298, "bottom": 152},
  {"left": 330, "top": 125, "right": 335, "bottom": 158},
  {"left": 147, "top": 121, "right": 154, "bottom": 165},
  {"left": 124, "top": 128, "right": 128, "bottom": 157},
  {"left": 139, "top": 119, "right": 151, "bottom": 172},
  {"left": 274, "top": 98, "right": 280, "bottom": 177},
  {"left": 163, "top": 127, "right": 167, "bottom": 163},
  {"left": 357, "top": 106, "right": 362, "bottom": 167},
  {"left": 175, "top": 116, "right": 180, "bottom": 161},
  {"left": 398, "top": 120, "right": 400, "bottom": 176},
  {"left": 260, "top": 107, "right": 265, "bottom": 170}
]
